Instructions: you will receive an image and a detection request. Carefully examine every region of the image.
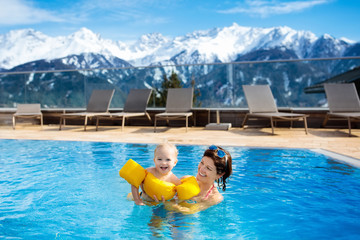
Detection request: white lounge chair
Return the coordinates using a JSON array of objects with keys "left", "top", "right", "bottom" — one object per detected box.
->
[
  {"left": 242, "top": 85, "right": 308, "bottom": 134},
  {"left": 323, "top": 83, "right": 360, "bottom": 136},
  {"left": 154, "top": 88, "right": 193, "bottom": 132},
  {"left": 13, "top": 104, "right": 43, "bottom": 129},
  {"left": 95, "top": 89, "right": 152, "bottom": 131},
  {"left": 59, "top": 89, "right": 115, "bottom": 131}
]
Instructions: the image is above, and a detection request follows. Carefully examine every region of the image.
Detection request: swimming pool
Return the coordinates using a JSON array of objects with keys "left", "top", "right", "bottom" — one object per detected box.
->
[{"left": 1, "top": 139, "right": 359, "bottom": 239}]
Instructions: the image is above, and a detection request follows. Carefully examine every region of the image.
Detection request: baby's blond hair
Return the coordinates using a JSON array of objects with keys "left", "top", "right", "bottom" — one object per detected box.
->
[{"left": 154, "top": 142, "right": 178, "bottom": 157}]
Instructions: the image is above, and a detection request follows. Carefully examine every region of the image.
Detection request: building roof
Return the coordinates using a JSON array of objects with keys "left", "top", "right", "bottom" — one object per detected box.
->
[{"left": 304, "top": 66, "right": 360, "bottom": 93}]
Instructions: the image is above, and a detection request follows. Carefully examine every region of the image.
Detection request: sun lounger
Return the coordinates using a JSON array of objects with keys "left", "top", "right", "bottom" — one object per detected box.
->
[
  {"left": 95, "top": 89, "right": 152, "bottom": 131},
  {"left": 154, "top": 88, "right": 193, "bottom": 132},
  {"left": 59, "top": 89, "right": 115, "bottom": 131},
  {"left": 323, "top": 83, "right": 360, "bottom": 136},
  {"left": 13, "top": 104, "right": 43, "bottom": 129},
  {"left": 242, "top": 85, "right": 308, "bottom": 134}
]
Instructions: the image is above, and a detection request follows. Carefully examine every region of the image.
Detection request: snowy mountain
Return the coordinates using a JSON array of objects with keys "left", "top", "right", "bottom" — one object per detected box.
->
[
  {"left": 8, "top": 53, "right": 132, "bottom": 72},
  {"left": 0, "top": 23, "right": 355, "bottom": 70},
  {"left": 1, "top": 23, "right": 359, "bottom": 109},
  {"left": 0, "top": 28, "right": 128, "bottom": 70}
]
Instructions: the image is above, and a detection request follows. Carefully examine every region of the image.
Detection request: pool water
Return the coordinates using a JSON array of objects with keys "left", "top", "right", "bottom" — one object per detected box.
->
[{"left": 1, "top": 139, "right": 360, "bottom": 239}]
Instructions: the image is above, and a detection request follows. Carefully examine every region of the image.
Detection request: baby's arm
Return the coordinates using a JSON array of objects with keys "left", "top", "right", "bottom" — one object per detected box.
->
[{"left": 131, "top": 184, "right": 145, "bottom": 206}]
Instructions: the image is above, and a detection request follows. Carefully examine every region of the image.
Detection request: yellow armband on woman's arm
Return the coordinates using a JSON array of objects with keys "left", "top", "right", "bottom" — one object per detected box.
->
[
  {"left": 119, "top": 159, "right": 146, "bottom": 188},
  {"left": 176, "top": 176, "right": 200, "bottom": 200}
]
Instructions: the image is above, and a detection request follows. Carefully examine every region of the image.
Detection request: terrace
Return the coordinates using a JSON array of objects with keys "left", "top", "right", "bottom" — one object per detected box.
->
[
  {"left": 0, "top": 125, "right": 359, "bottom": 161},
  {"left": 1, "top": 57, "right": 360, "bottom": 161}
]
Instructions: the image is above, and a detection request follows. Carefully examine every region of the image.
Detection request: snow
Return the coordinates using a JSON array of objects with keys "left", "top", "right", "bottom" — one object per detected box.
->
[
  {"left": 0, "top": 24, "right": 354, "bottom": 70},
  {"left": 26, "top": 73, "right": 34, "bottom": 85},
  {"left": 340, "top": 37, "right": 356, "bottom": 44}
]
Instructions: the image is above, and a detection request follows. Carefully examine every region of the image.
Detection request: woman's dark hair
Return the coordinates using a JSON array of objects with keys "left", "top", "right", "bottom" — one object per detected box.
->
[{"left": 203, "top": 146, "right": 232, "bottom": 191}]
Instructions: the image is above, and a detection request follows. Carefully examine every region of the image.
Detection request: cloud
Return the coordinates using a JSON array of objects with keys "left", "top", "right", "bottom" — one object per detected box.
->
[
  {"left": 75, "top": 0, "right": 170, "bottom": 24},
  {"left": 0, "top": 0, "right": 170, "bottom": 27},
  {"left": 0, "top": 0, "right": 64, "bottom": 25},
  {"left": 218, "top": 0, "right": 330, "bottom": 17}
]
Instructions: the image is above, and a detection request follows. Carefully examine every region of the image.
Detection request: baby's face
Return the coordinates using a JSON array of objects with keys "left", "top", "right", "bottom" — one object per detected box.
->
[{"left": 154, "top": 147, "right": 178, "bottom": 175}]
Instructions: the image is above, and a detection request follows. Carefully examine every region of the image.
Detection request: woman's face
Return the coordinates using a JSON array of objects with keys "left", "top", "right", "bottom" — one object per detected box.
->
[{"left": 196, "top": 156, "right": 221, "bottom": 184}]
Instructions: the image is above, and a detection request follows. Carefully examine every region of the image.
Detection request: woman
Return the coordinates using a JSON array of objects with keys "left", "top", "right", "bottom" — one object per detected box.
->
[{"left": 165, "top": 145, "right": 233, "bottom": 214}]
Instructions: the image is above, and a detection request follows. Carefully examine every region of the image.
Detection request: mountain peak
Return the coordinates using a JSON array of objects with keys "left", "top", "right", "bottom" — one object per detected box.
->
[
  {"left": 71, "top": 27, "right": 100, "bottom": 41},
  {"left": 2, "top": 28, "right": 47, "bottom": 41},
  {"left": 136, "top": 33, "right": 169, "bottom": 47},
  {"left": 322, "top": 33, "right": 335, "bottom": 40},
  {"left": 340, "top": 37, "right": 356, "bottom": 44}
]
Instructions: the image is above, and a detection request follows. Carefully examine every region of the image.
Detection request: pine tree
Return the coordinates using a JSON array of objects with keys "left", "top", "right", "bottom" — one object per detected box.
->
[
  {"left": 150, "top": 71, "right": 182, "bottom": 107},
  {"left": 149, "top": 71, "right": 200, "bottom": 107},
  {"left": 191, "top": 74, "right": 201, "bottom": 107}
]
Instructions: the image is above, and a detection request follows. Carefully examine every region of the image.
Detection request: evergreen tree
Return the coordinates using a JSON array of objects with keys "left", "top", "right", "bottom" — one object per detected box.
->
[
  {"left": 150, "top": 71, "right": 182, "bottom": 107},
  {"left": 168, "top": 71, "right": 182, "bottom": 88},
  {"left": 191, "top": 74, "right": 201, "bottom": 107},
  {"left": 149, "top": 70, "right": 200, "bottom": 107}
]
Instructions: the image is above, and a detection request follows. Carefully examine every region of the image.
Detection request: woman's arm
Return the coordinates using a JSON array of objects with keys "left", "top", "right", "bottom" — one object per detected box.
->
[
  {"left": 171, "top": 173, "right": 182, "bottom": 185},
  {"left": 180, "top": 175, "right": 192, "bottom": 180},
  {"left": 164, "top": 193, "right": 223, "bottom": 215}
]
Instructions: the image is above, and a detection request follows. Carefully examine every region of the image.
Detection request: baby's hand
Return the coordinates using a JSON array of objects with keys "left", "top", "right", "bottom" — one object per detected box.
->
[
  {"left": 134, "top": 199, "right": 145, "bottom": 206},
  {"left": 153, "top": 195, "right": 166, "bottom": 203},
  {"left": 173, "top": 194, "right": 180, "bottom": 203}
]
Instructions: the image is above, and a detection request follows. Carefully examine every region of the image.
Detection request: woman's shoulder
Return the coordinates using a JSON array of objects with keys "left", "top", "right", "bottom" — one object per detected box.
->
[
  {"left": 201, "top": 187, "right": 223, "bottom": 205},
  {"left": 191, "top": 186, "right": 223, "bottom": 203},
  {"left": 210, "top": 190, "right": 224, "bottom": 203}
]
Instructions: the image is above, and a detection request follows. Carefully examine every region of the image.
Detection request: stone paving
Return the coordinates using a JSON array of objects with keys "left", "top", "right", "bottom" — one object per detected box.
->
[{"left": 1, "top": 124, "right": 359, "bottom": 160}]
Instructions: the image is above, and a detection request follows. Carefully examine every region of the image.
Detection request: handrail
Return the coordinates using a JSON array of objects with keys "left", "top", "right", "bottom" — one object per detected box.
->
[{"left": 1, "top": 56, "right": 360, "bottom": 75}]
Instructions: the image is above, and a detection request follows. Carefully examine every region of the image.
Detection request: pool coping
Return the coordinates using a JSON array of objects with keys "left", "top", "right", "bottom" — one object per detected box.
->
[
  {"left": 2, "top": 136, "right": 359, "bottom": 168},
  {"left": 1, "top": 125, "right": 359, "bottom": 162},
  {"left": 311, "top": 148, "right": 360, "bottom": 168}
]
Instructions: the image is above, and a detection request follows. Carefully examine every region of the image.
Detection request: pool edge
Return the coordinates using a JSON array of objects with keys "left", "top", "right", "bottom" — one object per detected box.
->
[{"left": 311, "top": 148, "right": 360, "bottom": 168}]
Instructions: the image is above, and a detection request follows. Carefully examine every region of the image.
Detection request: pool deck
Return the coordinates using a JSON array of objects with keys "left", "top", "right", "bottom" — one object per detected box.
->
[{"left": 1, "top": 124, "right": 360, "bottom": 161}]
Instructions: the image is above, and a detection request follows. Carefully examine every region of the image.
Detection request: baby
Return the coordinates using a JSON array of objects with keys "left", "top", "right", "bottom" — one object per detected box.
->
[{"left": 131, "top": 143, "right": 181, "bottom": 205}]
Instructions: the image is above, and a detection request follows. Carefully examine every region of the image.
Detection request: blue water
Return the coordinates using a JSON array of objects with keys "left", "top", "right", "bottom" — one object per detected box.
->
[{"left": 1, "top": 139, "right": 360, "bottom": 239}]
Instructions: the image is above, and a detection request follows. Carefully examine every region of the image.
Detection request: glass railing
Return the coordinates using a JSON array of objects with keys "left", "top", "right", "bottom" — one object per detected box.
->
[{"left": 1, "top": 57, "right": 360, "bottom": 108}]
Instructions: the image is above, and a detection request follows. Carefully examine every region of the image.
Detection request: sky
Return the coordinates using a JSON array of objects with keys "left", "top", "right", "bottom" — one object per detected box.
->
[{"left": 0, "top": 0, "right": 359, "bottom": 43}]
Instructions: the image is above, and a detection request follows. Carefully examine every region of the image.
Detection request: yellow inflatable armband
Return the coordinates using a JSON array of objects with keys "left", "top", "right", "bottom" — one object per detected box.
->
[
  {"left": 119, "top": 159, "right": 199, "bottom": 201},
  {"left": 143, "top": 172, "right": 176, "bottom": 201},
  {"left": 176, "top": 176, "right": 200, "bottom": 200},
  {"left": 119, "top": 159, "right": 146, "bottom": 188}
]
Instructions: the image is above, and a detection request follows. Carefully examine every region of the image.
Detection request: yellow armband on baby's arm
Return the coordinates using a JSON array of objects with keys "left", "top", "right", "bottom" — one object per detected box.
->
[
  {"left": 143, "top": 172, "right": 176, "bottom": 201},
  {"left": 176, "top": 176, "right": 200, "bottom": 200},
  {"left": 119, "top": 159, "right": 200, "bottom": 201},
  {"left": 119, "top": 159, "right": 146, "bottom": 188}
]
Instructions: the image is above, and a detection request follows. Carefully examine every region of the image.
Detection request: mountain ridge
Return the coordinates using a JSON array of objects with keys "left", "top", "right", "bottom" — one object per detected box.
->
[{"left": 0, "top": 23, "right": 357, "bottom": 70}]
